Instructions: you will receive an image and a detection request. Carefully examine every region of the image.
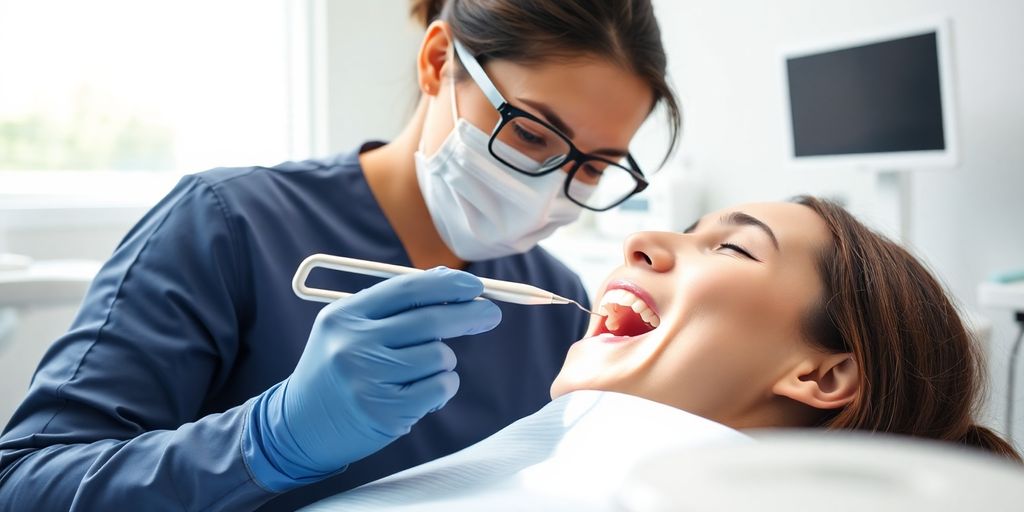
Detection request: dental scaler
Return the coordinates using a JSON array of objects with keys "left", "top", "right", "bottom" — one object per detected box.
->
[{"left": 292, "top": 254, "right": 604, "bottom": 316}]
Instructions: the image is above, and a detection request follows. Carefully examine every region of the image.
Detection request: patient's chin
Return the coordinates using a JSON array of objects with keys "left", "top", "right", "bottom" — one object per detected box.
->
[
  {"left": 549, "top": 359, "right": 632, "bottom": 400},
  {"left": 549, "top": 377, "right": 571, "bottom": 400},
  {"left": 549, "top": 364, "right": 595, "bottom": 399},
  {"left": 550, "top": 354, "right": 599, "bottom": 398},
  {"left": 550, "top": 330, "right": 655, "bottom": 400},
  {"left": 550, "top": 377, "right": 605, "bottom": 400}
]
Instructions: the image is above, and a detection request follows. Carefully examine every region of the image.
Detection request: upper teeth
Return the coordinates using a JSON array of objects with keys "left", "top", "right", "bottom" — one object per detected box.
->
[{"left": 598, "top": 288, "right": 660, "bottom": 328}]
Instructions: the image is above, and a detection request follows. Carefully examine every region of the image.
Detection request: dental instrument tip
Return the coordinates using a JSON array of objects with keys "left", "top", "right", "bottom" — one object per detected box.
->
[
  {"left": 549, "top": 293, "right": 606, "bottom": 317},
  {"left": 572, "top": 300, "right": 606, "bottom": 317}
]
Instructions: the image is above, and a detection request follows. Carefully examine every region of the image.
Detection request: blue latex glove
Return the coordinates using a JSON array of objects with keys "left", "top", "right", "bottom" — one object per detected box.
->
[{"left": 244, "top": 267, "right": 502, "bottom": 491}]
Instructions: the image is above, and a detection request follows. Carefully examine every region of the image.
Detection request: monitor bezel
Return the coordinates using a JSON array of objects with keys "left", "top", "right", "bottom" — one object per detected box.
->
[{"left": 780, "top": 18, "right": 958, "bottom": 170}]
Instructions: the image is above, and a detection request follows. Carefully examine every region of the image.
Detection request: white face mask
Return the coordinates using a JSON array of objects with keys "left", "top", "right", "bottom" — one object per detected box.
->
[{"left": 414, "top": 77, "right": 589, "bottom": 261}]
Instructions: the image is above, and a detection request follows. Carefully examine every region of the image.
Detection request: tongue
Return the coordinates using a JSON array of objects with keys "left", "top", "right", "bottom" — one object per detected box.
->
[{"left": 605, "top": 304, "right": 655, "bottom": 337}]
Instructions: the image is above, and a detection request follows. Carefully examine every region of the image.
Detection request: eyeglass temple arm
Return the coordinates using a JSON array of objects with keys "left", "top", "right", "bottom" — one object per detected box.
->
[
  {"left": 627, "top": 154, "right": 644, "bottom": 174},
  {"left": 452, "top": 39, "right": 506, "bottom": 110}
]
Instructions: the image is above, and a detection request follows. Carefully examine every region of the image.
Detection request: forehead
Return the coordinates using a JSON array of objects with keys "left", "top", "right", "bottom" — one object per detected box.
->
[
  {"left": 485, "top": 57, "right": 653, "bottom": 150},
  {"left": 704, "top": 202, "right": 831, "bottom": 253}
]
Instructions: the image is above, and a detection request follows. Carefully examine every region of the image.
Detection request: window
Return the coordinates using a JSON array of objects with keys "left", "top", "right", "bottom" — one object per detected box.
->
[{"left": 0, "top": 0, "right": 303, "bottom": 177}]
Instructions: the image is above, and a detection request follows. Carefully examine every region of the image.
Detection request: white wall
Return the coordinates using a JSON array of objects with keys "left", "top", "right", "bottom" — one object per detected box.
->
[
  {"left": 649, "top": 0, "right": 1024, "bottom": 442},
  {"left": 323, "top": 0, "right": 424, "bottom": 153}
]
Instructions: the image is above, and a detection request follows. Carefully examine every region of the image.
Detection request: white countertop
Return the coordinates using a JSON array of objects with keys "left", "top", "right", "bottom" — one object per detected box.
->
[
  {"left": 977, "top": 281, "right": 1024, "bottom": 312},
  {"left": 0, "top": 259, "right": 102, "bottom": 308}
]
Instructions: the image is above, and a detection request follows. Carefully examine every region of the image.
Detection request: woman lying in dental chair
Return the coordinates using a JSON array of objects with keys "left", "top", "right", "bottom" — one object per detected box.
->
[{"left": 304, "top": 196, "right": 1021, "bottom": 511}]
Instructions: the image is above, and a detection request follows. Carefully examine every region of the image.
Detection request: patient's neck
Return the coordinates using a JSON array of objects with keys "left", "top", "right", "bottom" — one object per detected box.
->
[{"left": 725, "top": 396, "right": 825, "bottom": 430}]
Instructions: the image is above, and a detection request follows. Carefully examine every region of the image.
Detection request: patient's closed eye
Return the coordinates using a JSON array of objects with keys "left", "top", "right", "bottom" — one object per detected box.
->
[{"left": 717, "top": 243, "right": 758, "bottom": 261}]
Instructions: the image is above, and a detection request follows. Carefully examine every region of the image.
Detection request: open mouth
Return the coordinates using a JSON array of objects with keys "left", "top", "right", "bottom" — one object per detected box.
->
[{"left": 593, "top": 286, "right": 660, "bottom": 338}]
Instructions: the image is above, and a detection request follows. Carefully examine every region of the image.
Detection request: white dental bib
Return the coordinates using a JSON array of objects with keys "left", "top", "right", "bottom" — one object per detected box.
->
[{"left": 301, "top": 390, "right": 750, "bottom": 511}]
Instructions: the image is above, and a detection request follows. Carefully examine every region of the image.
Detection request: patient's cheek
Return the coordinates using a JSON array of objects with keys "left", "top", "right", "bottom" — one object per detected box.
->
[
  {"left": 671, "top": 265, "right": 746, "bottom": 317},
  {"left": 679, "top": 258, "right": 751, "bottom": 295},
  {"left": 683, "top": 261, "right": 777, "bottom": 316}
]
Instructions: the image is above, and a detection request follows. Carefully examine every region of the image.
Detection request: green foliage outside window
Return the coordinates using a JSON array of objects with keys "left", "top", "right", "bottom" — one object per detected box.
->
[{"left": 0, "top": 86, "right": 175, "bottom": 171}]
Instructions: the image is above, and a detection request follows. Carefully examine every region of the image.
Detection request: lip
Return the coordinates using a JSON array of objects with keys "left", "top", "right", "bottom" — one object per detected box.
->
[
  {"left": 603, "top": 279, "right": 660, "bottom": 317},
  {"left": 578, "top": 332, "right": 633, "bottom": 344}
]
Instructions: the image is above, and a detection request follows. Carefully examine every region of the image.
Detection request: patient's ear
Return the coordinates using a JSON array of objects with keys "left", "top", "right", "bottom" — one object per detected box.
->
[{"left": 772, "top": 353, "right": 859, "bottom": 410}]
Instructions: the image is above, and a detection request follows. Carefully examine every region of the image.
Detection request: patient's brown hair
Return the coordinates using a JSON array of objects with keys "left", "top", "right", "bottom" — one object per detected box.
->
[{"left": 794, "top": 196, "right": 1020, "bottom": 462}]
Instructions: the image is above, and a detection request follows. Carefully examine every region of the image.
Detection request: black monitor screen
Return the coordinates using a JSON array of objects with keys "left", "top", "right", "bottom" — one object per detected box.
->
[{"left": 786, "top": 32, "right": 945, "bottom": 157}]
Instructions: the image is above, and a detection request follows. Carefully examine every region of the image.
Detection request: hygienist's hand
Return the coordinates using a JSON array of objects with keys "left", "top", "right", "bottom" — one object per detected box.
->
[{"left": 244, "top": 267, "right": 502, "bottom": 489}]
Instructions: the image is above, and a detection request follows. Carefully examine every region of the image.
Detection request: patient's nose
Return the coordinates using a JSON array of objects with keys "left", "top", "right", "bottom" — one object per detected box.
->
[{"left": 622, "top": 231, "right": 675, "bottom": 273}]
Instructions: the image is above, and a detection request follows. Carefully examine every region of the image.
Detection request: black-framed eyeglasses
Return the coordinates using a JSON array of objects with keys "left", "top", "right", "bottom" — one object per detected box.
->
[{"left": 452, "top": 39, "right": 648, "bottom": 212}]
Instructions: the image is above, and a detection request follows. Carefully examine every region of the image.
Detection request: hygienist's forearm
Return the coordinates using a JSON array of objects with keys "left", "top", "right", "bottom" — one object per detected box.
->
[{"left": 0, "top": 400, "right": 275, "bottom": 512}]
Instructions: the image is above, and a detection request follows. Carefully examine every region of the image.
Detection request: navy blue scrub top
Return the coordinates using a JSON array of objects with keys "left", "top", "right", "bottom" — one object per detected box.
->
[{"left": 0, "top": 142, "right": 590, "bottom": 511}]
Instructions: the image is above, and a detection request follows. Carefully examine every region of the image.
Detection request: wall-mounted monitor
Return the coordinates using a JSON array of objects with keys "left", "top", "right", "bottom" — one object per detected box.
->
[{"left": 781, "top": 20, "right": 957, "bottom": 170}]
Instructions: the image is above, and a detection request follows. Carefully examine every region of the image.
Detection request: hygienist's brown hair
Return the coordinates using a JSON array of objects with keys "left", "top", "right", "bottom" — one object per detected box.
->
[
  {"left": 795, "top": 196, "right": 1020, "bottom": 462},
  {"left": 410, "top": 0, "right": 681, "bottom": 167}
]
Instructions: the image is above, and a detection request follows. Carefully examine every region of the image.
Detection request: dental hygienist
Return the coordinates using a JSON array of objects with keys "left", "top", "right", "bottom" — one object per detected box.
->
[{"left": 0, "top": 1, "right": 681, "bottom": 510}]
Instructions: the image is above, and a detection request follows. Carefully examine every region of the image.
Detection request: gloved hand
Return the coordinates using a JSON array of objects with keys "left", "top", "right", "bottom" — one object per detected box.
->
[{"left": 243, "top": 267, "right": 502, "bottom": 490}]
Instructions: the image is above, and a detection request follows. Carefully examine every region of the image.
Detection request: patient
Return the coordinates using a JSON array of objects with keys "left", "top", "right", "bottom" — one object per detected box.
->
[{"left": 305, "top": 196, "right": 1020, "bottom": 511}]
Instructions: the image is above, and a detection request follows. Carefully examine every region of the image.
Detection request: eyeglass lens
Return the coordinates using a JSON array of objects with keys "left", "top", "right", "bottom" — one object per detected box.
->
[{"left": 491, "top": 117, "right": 638, "bottom": 210}]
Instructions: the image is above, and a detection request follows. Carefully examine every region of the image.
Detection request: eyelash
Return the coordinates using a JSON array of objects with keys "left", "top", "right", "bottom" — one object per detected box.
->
[
  {"left": 717, "top": 243, "right": 759, "bottom": 261},
  {"left": 513, "top": 124, "right": 547, "bottom": 147}
]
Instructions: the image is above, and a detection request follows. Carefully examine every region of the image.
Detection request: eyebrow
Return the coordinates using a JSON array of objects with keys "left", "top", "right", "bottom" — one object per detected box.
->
[
  {"left": 516, "top": 97, "right": 630, "bottom": 158},
  {"left": 683, "top": 212, "right": 780, "bottom": 251}
]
